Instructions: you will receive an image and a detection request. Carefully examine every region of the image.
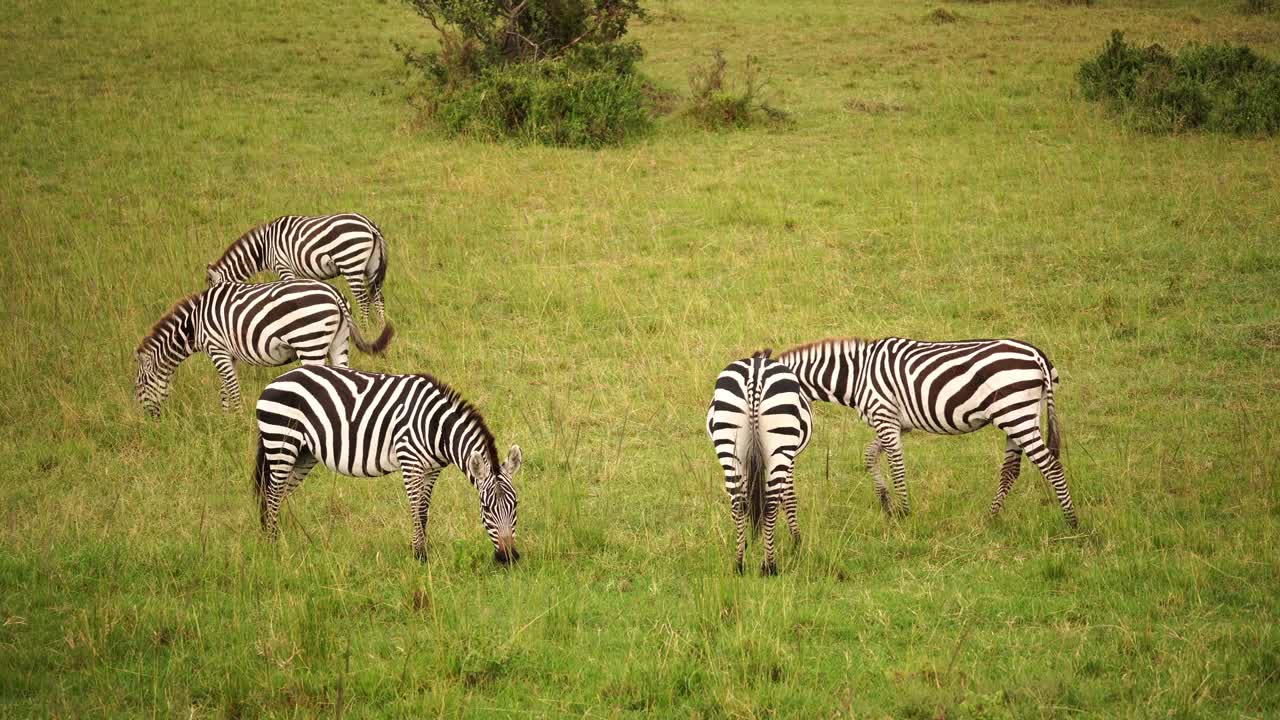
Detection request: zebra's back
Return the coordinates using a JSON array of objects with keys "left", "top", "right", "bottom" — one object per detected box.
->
[
  {"left": 200, "top": 280, "right": 345, "bottom": 366},
  {"left": 867, "top": 337, "right": 1055, "bottom": 435},
  {"left": 256, "top": 365, "right": 428, "bottom": 478}
]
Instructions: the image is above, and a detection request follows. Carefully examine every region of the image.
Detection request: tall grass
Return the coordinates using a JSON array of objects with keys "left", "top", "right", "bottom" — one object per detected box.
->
[{"left": 1, "top": 0, "right": 1279, "bottom": 717}]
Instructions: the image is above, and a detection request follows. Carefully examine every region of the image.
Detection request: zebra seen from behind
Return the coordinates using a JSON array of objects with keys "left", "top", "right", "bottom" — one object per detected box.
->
[
  {"left": 777, "top": 337, "right": 1076, "bottom": 527},
  {"left": 254, "top": 365, "right": 521, "bottom": 564},
  {"left": 707, "top": 350, "right": 812, "bottom": 575},
  {"left": 206, "top": 213, "right": 389, "bottom": 327},
  {"left": 135, "top": 279, "right": 393, "bottom": 418}
]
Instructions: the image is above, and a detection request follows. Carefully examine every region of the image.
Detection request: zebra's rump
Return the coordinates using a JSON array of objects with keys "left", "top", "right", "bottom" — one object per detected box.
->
[
  {"left": 878, "top": 338, "right": 1051, "bottom": 435},
  {"left": 275, "top": 214, "right": 380, "bottom": 279}
]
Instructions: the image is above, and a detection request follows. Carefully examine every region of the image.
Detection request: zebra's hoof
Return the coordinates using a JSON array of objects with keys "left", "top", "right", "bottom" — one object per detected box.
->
[
  {"left": 791, "top": 532, "right": 802, "bottom": 546},
  {"left": 413, "top": 547, "right": 428, "bottom": 563},
  {"left": 735, "top": 560, "right": 745, "bottom": 575},
  {"left": 760, "top": 561, "right": 777, "bottom": 577}
]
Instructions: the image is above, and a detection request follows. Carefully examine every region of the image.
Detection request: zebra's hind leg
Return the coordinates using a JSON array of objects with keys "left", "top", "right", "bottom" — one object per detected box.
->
[
  {"left": 209, "top": 350, "right": 241, "bottom": 411},
  {"left": 341, "top": 268, "right": 373, "bottom": 326},
  {"left": 283, "top": 451, "right": 316, "bottom": 503},
  {"left": 761, "top": 502, "right": 780, "bottom": 576},
  {"left": 782, "top": 478, "right": 801, "bottom": 545},
  {"left": 864, "top": 439, "right": 891, "bottom": 516},
  {"left": 1002, "top": 420, "right": 1077, "bottom": 528},
  {"left": 258, "top": 461, "right": 293, "bottom": 543},
  {"left": 327, "top": 318, "right": 352, "bottom": 368},
  {"left": 731, "top": 494, "right": 747, "bottom": 575},
  {"left": 369, "top": 271, "right": 387, "bottom": 327},
  {"left": 989, "top": 437, "right": 1023, "bottom": 517}
]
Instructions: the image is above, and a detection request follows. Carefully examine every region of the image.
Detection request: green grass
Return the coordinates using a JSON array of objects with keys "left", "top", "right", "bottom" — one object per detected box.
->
[{"left": 2, "top": 0, "right": 1279, "bottom": 716}]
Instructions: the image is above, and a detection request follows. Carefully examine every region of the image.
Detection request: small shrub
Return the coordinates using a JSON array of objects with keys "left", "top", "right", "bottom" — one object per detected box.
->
[
  {"left": 925, "top": 7, "right": 959, "bottom": 24},
  {"left": 1078, "top": 30, "right": 1280, "bottom": 135},
  {"left": 431, "top": 58, "right": 651, "bottom": 147},
  {"left": 684, "top": 50, "right": 790, "bottom": 130},
  {"left": 397, "top": 0, "right": 651, "bottom": 147}
]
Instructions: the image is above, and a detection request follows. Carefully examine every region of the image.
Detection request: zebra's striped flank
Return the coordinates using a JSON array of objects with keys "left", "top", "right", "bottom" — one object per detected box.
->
[
  {"left": 134, "top": 279, "right": 391, "bottom": 417},
  {"left": 707, "top": 350, "right": 812, "bottom": 575},
  {"left": 254, "top": 365, "right": 521, "bottom": 563},
  {"left": 206, "top": 213, "right": 389, "bottom": 327},
  {"left": 777, "top": 337, "right": 1076, "bottom": 527}
]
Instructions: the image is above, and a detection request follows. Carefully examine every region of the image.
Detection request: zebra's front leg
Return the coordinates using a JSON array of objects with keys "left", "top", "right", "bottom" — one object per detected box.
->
[
  {"left": 209, "top": 351, "right": 241, "bottom": 411},
  {"left": 761, "top": 502, "right": 780, "bottom": 576},
  {"left": 864, "top": 439, "right": 891, "bottom": 516},
  {"left": 989, "top": 437, "right": 1023, "bottom": 517},
  {"left": 731, "top": 494, "right": 747, "bottom": 575},
  {"left": 874, "top": 422, "right": 910, "bottom": 517},
  {"left": 402, "top": 468, "right": 428, "bottom": 562}
]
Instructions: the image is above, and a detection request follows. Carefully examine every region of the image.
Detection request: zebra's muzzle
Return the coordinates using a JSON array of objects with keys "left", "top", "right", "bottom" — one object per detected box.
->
[{"left": 494, "top": 535, "right": 519, "bottom": 565}]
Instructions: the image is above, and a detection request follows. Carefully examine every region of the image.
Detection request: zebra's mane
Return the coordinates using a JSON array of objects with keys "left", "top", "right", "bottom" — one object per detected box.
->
[
  {"left": 212, "top": 221, "right": 269, "bottom": 267},
  {"left": 137, "top": 292, "right": 202, "bottom": 353},
  {"left": 777, "top": 337, "right": 869, "bottom": 359},
  {"left": 412, "top": 373, "right": 500, "bottom": 469}
]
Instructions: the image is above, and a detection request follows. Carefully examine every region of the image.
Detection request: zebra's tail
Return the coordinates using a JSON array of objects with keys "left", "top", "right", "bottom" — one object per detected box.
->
[
  {"left": 743, "top": 418, "right": 767, "bottom": 537},
  {"left": 345, "top": 302, "right": 393, "bottom": 355},
  {"left": 253, "top": 432, "right": 270, "bottom": 528},
  {"left": 1041, "top": 356, "right": 1062, "bottom": 460}
]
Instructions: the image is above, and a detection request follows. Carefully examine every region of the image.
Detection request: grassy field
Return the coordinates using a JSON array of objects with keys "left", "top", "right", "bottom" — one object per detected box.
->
[{"left": 3, "top": 0, "right": 1279, "bottom": 716}]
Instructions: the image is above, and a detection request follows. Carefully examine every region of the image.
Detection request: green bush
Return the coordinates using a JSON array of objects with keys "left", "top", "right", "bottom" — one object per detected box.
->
[
  {"left": 433, "top": 58, "right": 651, "bottom": 147},
  {"left": 398, "top": 0, "right": 651, "bottom": 147},
  {"left": 684, "top": 50, "right": 790, "bottom": 130},
  {"left": 1079, "top": 30, "right": 1280, "bottom": 135}
]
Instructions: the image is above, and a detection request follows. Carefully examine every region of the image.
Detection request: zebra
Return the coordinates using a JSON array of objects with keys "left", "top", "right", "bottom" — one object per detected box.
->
[
  {"left": 776, "top": 337, "right": 1076, "bottom": 527},
  {"left": 706, "top": 350, "right": 812, "bottom": 575},
  {"left": 253, "top": 365, "right": 521, "bottom": 564},
  {"left": 134, "top": 279, "right": 393, "bottom": 418},
  {"left": 205, "top": 213, "right": 389, "bottom": 327}
]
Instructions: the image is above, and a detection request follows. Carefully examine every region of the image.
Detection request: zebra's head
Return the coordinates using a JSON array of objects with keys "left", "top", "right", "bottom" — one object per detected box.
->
[
  {"left": 133, "top": 348, "right": 168, "bottom": 418},
  {"left": 466, "top": 444, "right": 522, "bottom": 565},
  {"left": 205, "top": 263, "right": 228, "bottom": 287}
]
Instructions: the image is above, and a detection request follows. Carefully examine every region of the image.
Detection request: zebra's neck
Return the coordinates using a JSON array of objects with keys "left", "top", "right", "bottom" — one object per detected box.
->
[
  {"left": 142, "top": 296, "right": 201, "bottom": 376},
  {"left": 213, "top": 229, "right": 268, "bottom": 281},
  {"left": 417, "top": 398, "right": 498, "bottom": 480},
  {"left": 777, "top": 338, "right": 869, "bottom": 406}
]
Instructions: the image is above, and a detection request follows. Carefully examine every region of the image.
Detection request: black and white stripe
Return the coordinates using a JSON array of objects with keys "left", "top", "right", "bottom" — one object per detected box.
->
[
  {"left": 206, "top": 213, "right": 389, "bottom": 326},
  {"left": 706, "top": 350, "right": 812, "bottom": 575},
  {"left": 254, "top": 365, "right": 521, "bottom": 563},
  {"left": 778, "top": 337, "right": 1076, "bottom": 527},
  {"left": 134, "top": 279, "right": 392, "bottom": 417}
]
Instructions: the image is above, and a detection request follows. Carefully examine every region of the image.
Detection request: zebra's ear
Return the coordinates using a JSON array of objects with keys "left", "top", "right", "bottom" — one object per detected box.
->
[
  {"left": 503, "top": 445, "right": 523, "bottom": 475},
  {"left": 466, "top": 449, "right": 490, "bottom": 482}
]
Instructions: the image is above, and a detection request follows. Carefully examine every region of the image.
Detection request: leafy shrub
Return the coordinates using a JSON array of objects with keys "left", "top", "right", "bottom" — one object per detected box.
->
[
  {"left": 398, "top": 0, "right": 651, "bottom": 147},
  {"left": 1078, "top": 30, "right": 1280, "bottom": 135},
  {"left": 925, "top": 8, "right": 959, "bottom": 24},
  {"left": 684, "top": 50, "right": 789, "bottom": 130},
  {"left": 431, "top": 59, "right": 650, "bottom": 146}
]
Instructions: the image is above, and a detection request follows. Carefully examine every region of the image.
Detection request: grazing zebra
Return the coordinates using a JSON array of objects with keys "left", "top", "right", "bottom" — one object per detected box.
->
[
  {"left": 777, "top": 337, "right": 1076, "bottom": 527},
  {"left": 706, "top": 350, "right": 812, "bottom": 575},
  {"left": 134, "top": 279, "right": 393, "bottom": 418},
  {"left": 253, "top": 365, "right": 521, "bottom": 564},
  {"left": 205, "top": 213, "right": 389, "bottom": 326}
]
